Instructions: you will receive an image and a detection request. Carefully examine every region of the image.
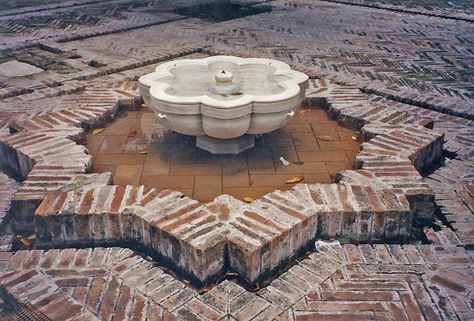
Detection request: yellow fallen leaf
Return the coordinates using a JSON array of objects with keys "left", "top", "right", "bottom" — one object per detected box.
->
[
  {"left": 286, "top": 176, "right": 303, "bottom": 184},
  {"left": 92, "top": 128, "right": 105, "bottom": 135},
  {"left": 352, "top": 131, "right": 361, "bottom": 141},
  {"left": 139, "top": 151, "right": 148, "bottom": 154},
  {"left": 20, "top": 238, "right": 31, "bottom": 247},
  {"left": 141, "top": 103, "right": 148, "bottom": 108},
  {"left": 316, "top": 135, "right": 333, "bottom": 141},
  {"left": 243, "top": 197, "right": 254, "bottom": 203}
]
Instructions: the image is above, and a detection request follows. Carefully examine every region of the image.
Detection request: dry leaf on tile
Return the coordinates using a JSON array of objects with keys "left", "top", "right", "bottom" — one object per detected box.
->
[
  {"left": 138, "top": 151, "right": 148, "bottom": 154},
  {"left": 17, "top": 233, "right": 36, "bottom": 248},
  {"left": 352, "top": 131, "right": 360, "bottom": 141},
  {"left": 243, "top": 197, "right": 254, "bottom": 203},
  {"left": 285, "top": 176, "right": 303, "bottom": 184},
  {"left": 316, "top": 135, "right": 333, "bottom": 141},
  {"left": 92, "top": 128, "right": 105, "bottom": 135}
]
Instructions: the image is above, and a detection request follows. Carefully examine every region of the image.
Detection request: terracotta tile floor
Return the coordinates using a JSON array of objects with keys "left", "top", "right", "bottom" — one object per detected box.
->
[{"left": 86, "top": 106, "right": 361, "bottom": 202}]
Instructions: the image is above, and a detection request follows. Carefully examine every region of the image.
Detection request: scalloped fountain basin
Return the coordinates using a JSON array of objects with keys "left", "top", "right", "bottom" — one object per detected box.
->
[{"left": 139, "top": 56, "right": 309, "bottom": 154}]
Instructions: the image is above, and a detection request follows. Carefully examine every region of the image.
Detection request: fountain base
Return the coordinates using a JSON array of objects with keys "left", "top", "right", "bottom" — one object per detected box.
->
[{"left": 196, "top": 135, "right": 255, "bottom": 154}]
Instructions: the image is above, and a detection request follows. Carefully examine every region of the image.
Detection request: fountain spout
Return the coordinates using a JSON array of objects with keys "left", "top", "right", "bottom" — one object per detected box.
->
[
  {"left": 210, "top": 70, "right": 241, "bottom": 95},
  {"left": 215, "top": 70, "right": 233, "bottom": 85}
]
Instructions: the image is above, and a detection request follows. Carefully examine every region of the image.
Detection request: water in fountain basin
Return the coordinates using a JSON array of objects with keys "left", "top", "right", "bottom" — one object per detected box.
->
[{"left": 165, "top": 65, "right": 288, "bottom": 102}]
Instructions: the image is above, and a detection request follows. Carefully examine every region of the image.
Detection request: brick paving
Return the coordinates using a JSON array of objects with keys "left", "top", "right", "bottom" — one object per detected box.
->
[
  {"left": 0, "top": 228, "right": 472, "bottom": 321},
  {"left": 202, "top": 1, "right": 474, "bottom": 118},
  {"left": 0, "top": 0, "right": 472, "bottom": 118},
  {"left": 86, "top": 107, "right": 359, "bottom": 202},
  {"left": 321, "top": 0, "right": 474, "bottom": 21},
  {"left": 0, "top": 0, "right": 473, "bottom": 320}
]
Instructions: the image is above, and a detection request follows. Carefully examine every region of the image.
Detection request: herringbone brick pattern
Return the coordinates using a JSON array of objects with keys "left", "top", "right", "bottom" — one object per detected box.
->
[
  {"left": 0, "top": 0, "right": 100, "bottom": 12},
  {"left": 321, "top": 0, "right": 474, "bottom": 21},
  {"left": 0, "top": 0, "right": 185, "bottom": 49},
  {"left": 1, "top": 0, "right": 472, "bottom": 117}
]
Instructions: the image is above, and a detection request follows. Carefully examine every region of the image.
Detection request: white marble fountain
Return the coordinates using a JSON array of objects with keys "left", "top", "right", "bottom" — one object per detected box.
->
[{"left": 139, "top": 56, "right": 308, "bottom": 154}]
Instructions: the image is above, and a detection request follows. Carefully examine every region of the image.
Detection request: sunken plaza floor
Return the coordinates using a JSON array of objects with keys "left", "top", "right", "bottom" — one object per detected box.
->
[
  {"left": 0, "top": 0, "right": 473, "bottom": 320},
  {"left": 86, "top": 106, "right": 360, "bottom": 202}
]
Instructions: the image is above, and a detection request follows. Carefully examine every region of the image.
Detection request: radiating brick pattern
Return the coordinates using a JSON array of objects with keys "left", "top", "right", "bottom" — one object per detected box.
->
[
  {"left": 0, "top": 247, "right": 178, "bottom": 321},
  {"left": 307, "top": 79, "right": 443, "bottom": 222},
  {"left": 354, "top": 93, "right": 474, "bottom": 247},
  {"left": 34, "top": 183, "right": 412, "bottom": 286},
  {"left": 0, "top": 88, "right": 119, "bottom": 198},
  {"left": 322, "top": 83, "right": 474, "bottom": 249}
]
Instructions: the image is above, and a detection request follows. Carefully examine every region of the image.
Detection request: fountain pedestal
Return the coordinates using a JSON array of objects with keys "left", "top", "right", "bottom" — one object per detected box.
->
[{"left": 196, "top": 135, "right": 255, "bottom": 154}]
